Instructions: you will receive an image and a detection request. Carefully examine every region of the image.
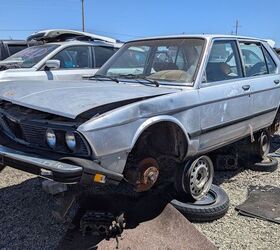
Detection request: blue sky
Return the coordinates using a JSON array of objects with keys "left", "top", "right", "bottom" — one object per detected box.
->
[{"left": 0, "top": 0, "right": 279, "bottom": 46}]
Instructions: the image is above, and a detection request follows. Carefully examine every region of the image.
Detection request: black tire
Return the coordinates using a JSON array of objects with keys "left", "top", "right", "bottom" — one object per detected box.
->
[
  {"left": 250, "top": 156, "right": 278, "bottom": 172},
  {"left": 171, "top": 184, "right": 229, "bottom": 222}
]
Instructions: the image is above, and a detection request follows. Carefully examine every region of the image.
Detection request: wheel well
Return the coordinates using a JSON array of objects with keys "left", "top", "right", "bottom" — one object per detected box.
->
[{"left": 130, "top": 121, "right": 188, "bottom": 161}]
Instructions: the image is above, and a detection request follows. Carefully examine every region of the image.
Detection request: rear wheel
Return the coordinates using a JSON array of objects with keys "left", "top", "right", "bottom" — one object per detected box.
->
[
  {"left": 253, "top": 131, "right": 270, "bottom": 160},
  {"left": 175, "top": 156, "right": 214, "bottom": 201},
  {"left": 250, "top": 156, "right": 278, "bottom": 172}
]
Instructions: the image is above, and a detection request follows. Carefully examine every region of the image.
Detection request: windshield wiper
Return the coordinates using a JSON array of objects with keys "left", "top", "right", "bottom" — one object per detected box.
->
[
  {"left": 88, "top": 74, "right": 120, "bottom": 83},
  {"left": 118, "top": 74, "right": 160, "bottom": 87}
]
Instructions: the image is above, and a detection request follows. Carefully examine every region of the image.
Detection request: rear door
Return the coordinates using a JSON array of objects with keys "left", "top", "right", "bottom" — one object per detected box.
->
[
  {"left": 198, "top": 39, "right": 252, "bottom": 151},
  {"left": 238, "top": 41, "right": 280, "bottom": 130}
]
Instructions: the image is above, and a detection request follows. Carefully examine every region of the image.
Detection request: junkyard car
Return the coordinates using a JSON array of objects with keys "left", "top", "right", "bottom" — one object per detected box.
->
[
  {"left": 0, "top": 35, "right": 279, "bottom": 201},
  {"left": 0, "top": 29, "right": 122, "bottom": 81}
]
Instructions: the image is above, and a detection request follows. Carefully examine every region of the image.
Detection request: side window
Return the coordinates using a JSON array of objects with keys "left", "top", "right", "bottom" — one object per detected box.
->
[
  {"left": 52, "top": 46, "right": 92, "bottom": 69},
  {"left": 94, "top": 46, "right": 118, "bottom": 68},
  {"left": 239, "top": 42, "right": 268, "bottom": 77},
  {"left": 205, "top": 40, "right": 243, "bottom": 83},
  {"left": 263, "top": 48, "right": 277, "bottom": 74}
]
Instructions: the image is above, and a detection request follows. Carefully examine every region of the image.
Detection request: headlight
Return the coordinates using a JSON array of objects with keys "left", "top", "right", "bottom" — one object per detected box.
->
[
  {"left": 46, "top": 129, "right": 56, "bottom": 148},
  {"left": 65, "top": 131, "right": 76, "bottom": 151}
]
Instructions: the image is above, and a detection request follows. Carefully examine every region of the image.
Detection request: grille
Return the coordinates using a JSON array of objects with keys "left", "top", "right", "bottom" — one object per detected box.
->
[
  {"left": 21, "top": 124, "right": 47, "bottom": 146},
  {"left": 0, "top": 115, "right": 90, "bottom": 157}
]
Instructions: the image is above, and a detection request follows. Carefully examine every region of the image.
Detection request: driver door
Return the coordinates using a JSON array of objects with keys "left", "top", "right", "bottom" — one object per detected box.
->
[{"left": 198, "top": 39, "right": 252, "bottom": 151}]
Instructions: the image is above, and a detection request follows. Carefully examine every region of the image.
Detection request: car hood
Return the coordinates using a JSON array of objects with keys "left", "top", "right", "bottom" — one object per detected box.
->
[
  {"left": 0, "top": 80, "right": 179, "bottom": 119},
  {"left": 0, "top": 60, "right": 23, "bottom": 71}
]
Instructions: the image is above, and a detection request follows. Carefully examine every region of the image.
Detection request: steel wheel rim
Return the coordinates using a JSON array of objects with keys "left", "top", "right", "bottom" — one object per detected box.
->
[
  {"left": 186, "top": 156, "right": 214, "bottom": 200},
  {"left": 260, "top": 133, "right": 269, "bottom": 157}
]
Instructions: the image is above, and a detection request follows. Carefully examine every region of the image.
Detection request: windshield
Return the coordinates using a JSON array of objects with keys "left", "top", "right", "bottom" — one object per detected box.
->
[
  {"left": 3, "top": 44, "right": 59, "bottom": 68},
  {"left": 98, "top": 38, "right": 205, "bottom": 85}
]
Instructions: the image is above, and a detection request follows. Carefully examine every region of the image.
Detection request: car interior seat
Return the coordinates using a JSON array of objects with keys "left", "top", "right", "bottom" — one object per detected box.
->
[
  {"left": 153, "top": 62, "right": 178, "bottom": 72},
  {"left": 206, "top": 62, "right": 232, "bottom": 82},
  {"left": 76, "top": 51, "right": 89, "bottom": 68}
]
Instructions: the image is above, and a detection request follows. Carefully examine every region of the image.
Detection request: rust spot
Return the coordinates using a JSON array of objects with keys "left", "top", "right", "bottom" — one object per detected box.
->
[{"left": 125, "top": 157, "right": 159, "bottom": 192}]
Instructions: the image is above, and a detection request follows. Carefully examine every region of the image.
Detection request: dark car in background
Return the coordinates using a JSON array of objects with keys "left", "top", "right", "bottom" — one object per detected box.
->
[{"left": 0, "top": 40, "right": 34, "bottom": 60}]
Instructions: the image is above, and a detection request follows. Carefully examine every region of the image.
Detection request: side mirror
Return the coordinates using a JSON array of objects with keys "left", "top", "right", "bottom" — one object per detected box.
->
[{"left": 45, "top": 59, "right": 60, "bottom": 70}]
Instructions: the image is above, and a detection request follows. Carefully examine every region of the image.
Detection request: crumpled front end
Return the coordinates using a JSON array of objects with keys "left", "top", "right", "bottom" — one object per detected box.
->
[{"left": 0, "top": 100, "right": 123, "bottom": 185}]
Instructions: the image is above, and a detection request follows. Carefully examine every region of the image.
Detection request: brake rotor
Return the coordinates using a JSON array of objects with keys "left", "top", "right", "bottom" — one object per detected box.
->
[{"left": 125, "top": 157, "right": 159, "bottom": 192}]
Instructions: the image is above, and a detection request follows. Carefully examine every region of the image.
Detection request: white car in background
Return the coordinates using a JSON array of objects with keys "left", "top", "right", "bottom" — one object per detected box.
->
[{"left": 0, "top": 29, "right": 122, "bottom": 81}]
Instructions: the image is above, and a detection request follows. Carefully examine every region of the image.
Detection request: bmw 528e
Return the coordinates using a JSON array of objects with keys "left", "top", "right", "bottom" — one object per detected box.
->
[{"left": 0, "top": 34, "right": 279, "bottom": 201}]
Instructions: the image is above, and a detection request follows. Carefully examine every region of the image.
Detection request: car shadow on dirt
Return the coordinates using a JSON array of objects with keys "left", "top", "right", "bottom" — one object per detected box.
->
[
  {"left": 0, "top": 177, "right": 66, "bottom": 249},
  {"left": 57, "top": 185, "right": 175, "bottom": 249},
  {"left": 0, "top": 176, "right": 175, "bottom": 250},
  {"left": 270, "top": 133, "right": 280, "bottom": 152}
]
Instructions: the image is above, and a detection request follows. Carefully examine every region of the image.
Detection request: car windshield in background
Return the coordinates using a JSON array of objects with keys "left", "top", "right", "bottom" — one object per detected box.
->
[
  {"left": 3, "top": 44, "right": 59, "bottom": 68},
  {"left": 98, "top": 38, "right": 205, "bottom": 85}
]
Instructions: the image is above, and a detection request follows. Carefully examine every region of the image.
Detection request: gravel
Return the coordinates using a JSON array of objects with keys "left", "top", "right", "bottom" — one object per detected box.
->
[
  {"left": 0, "top": 146, "right": 280, "bottom": 249},
  {"left": 0, "top": 168, "right": 66, "bottom": 249},
  {"left": 195, "top": 161, "right": 280, "bottom": 250}
]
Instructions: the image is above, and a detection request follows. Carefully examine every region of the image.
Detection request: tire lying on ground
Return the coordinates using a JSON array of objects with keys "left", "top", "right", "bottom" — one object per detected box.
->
[
  {"left": 171, "top": 184, "right": 229, "bottom": 222},
  {"left": 250, "top": 156, "right": 278, "bottom": 172}
]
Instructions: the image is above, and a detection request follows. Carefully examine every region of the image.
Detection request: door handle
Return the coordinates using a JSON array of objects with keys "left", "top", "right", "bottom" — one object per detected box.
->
[
  {"left": 242, "top": 85, "right": 250, "bottom": 91},
  {"left": 274, "top": 79, "right": 280, "bottom": 85}
]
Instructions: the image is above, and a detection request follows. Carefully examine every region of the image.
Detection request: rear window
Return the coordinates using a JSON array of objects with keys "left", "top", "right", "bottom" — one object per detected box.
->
[
  {"left": 239, "top": 42, "right": 268, "bottom": 77},
  {"left": 263, "top": 47, "right": 277, "bottom": 74},
  {"left": 7, "top": 44, "right": 28, "bottom": 56}
]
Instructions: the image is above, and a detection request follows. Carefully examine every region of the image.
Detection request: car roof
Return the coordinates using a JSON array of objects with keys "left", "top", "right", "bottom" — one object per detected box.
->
[
  {"left": 0, "top": 40, "right": 29, "bottom": 44},
  {"left": 27, "top": 29, "right": 121, "bottom": 44},
  {"left": 31, "top": 40, "right": 123, "bottom": 48},
  {"left": 127, "top": 34, "right": 269, "bottom": 43}
]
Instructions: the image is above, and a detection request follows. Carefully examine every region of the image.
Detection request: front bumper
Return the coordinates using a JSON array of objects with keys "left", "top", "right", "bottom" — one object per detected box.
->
[{"left": 0, "top": 145, "right": 123, "bottom": 184}]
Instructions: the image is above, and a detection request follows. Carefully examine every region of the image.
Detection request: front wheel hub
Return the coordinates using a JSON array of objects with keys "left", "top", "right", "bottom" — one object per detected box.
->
[{"left": 124, "top": 157, "right": 159, "bottom": 192}]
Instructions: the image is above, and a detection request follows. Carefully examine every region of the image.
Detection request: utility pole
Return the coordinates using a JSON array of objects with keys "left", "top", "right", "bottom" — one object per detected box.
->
[
  {"left": 233, "top": 20, "right": 241, "bottom": 35},
  {"left": 81, "top": 0, "right": 85, "bottom": 32}
]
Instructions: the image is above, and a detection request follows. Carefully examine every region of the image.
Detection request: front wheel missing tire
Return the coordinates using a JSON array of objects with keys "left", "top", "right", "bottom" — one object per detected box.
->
[{"left": 175, "top": 155, "right": 214, "bottom": 201}]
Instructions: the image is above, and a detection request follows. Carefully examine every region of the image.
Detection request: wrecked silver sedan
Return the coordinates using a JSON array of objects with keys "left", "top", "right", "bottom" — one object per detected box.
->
[{"left": 0, "top": 35, "right": 279, "bottom": 200}]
